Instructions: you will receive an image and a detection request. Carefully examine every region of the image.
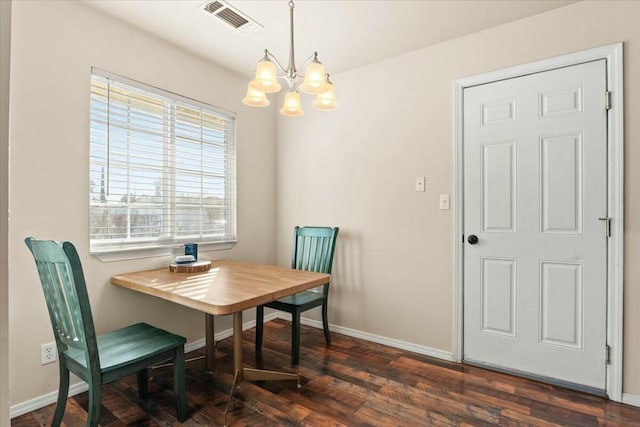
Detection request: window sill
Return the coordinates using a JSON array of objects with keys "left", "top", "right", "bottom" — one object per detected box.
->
[{"left": 92, "top": 241, "right": 236, "bottom": 262}]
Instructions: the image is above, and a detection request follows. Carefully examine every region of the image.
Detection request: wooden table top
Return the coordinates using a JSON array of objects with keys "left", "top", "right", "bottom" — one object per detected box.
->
[{"left": 111, "top": 259, "right": 331, "bottom": 315}]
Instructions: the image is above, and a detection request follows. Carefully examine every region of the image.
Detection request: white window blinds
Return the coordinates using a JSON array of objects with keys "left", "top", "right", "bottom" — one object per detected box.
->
[{"left": 89, "top": 69, "right": 236, "bottom": 254}]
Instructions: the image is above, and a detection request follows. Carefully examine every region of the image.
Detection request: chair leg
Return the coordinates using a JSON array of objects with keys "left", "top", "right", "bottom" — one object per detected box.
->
[
  {"left": 86, "top": 379, "right": 102, "bottom": 427},
  {"left": 255, "top": 305, "right": 264, "bottom": 352},
  {"left": 173, "top": 346, "right": 188, "bottom": 422},
  {"left": 137, "top": 368, "right": 149, "bottom": 398},
  {"left": 291, "top": 311, "right": 301, "bottom": 366},
  {"left": 322, "top": 300, "right": 331, "bottom": 344},
  {"left": 52, "top": 362, "right": 70, "bottom": 427}
]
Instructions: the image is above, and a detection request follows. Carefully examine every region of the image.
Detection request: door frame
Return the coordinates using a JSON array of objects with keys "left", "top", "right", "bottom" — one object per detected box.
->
[{"left": 453, "top": 43, "right": 624, "bottom": 401}]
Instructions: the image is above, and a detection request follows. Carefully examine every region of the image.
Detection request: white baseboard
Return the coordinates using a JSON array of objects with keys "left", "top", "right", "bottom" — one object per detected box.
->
[
  {"left": 281, "top": 313, "right": 455, "bottom": 362},
  {"left": 11, "top": 312, "right": 451, "bottom": 418},
  {"left": 10, "top": 381, "right": 89, "bottom": 419},
  {"left": 622, "top": 392, "right": 640, "bottom": 407}
]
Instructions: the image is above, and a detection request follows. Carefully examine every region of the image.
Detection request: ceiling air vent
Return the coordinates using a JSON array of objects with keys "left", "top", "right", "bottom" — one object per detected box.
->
[
  {"left": 204, "top": 1, "right": 224, "bottom": 14},
  {"left": 201, "top": 1, "right": 263, "bottom": 34}
]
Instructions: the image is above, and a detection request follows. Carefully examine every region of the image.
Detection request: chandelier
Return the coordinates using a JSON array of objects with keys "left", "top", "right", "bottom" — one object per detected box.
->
[{"left": 242, "top": 1, "right": 337, "bottom": 116}]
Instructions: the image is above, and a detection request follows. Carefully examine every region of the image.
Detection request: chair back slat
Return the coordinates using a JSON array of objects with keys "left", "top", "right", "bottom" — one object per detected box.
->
[
  {"left": 25, "top": 238, "right": 98, "bottom": 359},
  {"left": 291, "top": 226, "right": 339, "bottom": 275},
  {"left": 36, "top": 261, "right": 84, "bottom": 345}
]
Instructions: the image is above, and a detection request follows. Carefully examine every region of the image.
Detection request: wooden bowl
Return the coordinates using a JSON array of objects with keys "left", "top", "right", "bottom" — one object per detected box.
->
[{"left": 169, "top": 260, "right": 212, "bottom": 273}]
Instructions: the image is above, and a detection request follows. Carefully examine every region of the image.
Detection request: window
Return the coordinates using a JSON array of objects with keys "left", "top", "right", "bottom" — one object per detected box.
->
[{"left": 89, "top": 69, "right": 236, "bottom": 255}]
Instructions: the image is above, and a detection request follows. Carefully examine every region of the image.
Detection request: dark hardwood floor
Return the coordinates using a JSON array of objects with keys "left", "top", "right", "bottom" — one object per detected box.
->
[{"left": 12, "top": 319, "right": 640, "bottom": 426}]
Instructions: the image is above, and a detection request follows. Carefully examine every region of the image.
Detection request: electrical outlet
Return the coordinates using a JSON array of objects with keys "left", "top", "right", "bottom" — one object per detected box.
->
[{"left": 41, "top": 342, "right": 57, "bottom": 365}]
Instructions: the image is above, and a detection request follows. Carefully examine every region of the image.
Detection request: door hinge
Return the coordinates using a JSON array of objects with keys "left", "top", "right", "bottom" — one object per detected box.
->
[
  {"left": 605, "top": 91, "right": 612, "bottom": 110},
  {"left": 598, "top": 217, "right": 611, "bottom": 237},
  {"left": 605, "top": 345, "right": 611, "bottom": 364}
]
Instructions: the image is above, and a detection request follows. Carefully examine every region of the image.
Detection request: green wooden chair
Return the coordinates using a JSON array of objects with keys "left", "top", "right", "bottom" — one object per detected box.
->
[
  {"left": 25, "top": 238, "right": 188, "bottom": 426},
  {"left": 255, "top": 226, "right": 339, "bottom": 366}
]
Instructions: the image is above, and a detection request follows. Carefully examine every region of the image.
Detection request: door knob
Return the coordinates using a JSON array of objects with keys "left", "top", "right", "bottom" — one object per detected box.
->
[{"left": 467, "top": 235, "right": 479, "bottom": 245}]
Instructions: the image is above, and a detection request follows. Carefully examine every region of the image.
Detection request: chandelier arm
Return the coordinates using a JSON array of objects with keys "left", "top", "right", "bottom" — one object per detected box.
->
[
  {"left": 266, "top": 51, "right": 288, "bottom": 75},
  {"left": 298, "top": 52, "right": 317, "bottom": 70}
]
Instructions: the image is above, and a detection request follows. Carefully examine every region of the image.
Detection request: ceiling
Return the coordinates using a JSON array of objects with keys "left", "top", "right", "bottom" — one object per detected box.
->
[{"left": 82, "top": 0, "right": 576, "bottom": 78}]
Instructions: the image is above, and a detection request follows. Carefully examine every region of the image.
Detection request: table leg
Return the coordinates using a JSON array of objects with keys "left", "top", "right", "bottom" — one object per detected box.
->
[
  {"left": 205, "top": 313, "right": 215, "bottom": 371},
  {"left": 233, "top": 311, "right": 244, "bottom": 381},
  {"left": 223, "top": 369, "right": 240, "bottom": 427},
  {"left": 224, "top": 311, "right": 301, "bottom": 417},
  {"left": 223, "top": 310, "right": 302, "bottom": 425},
  {"left": 223, "top": 313, "right": 244, "bottom": 426},
  {"left": 232, "top": 310, "right": 299, "bottom": 383}
]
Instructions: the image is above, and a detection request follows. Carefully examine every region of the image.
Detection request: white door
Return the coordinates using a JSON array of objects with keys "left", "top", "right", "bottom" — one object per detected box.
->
[{"left": 463, "top": 60, "right": 608, "bottom": 392}]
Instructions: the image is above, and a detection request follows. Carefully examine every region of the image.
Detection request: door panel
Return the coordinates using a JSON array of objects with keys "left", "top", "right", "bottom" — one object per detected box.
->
[
  {"left": 482, "top": 141, "right": 516, "bottom": 232},
  {"left": 463, "top": 60, "right": 607, "bottom": 391},
  {"left": 540, "top": 261, "right": 583, "bottom": 348},
  {"left": 481, "top": 257, "right": 516, "bottom": 337},
  {"left": 541, "top": 133, "right": 583, "bottom": 234}
]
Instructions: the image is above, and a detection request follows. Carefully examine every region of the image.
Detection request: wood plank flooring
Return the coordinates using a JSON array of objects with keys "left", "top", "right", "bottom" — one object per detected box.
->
[{"left": 12, "top": 319, "right": 640, "bottom": 426}]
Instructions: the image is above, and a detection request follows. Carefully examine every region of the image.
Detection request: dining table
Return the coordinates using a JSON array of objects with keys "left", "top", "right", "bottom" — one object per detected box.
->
[{"left": 110, "top": 259, "right": 331, "bottom": 423}]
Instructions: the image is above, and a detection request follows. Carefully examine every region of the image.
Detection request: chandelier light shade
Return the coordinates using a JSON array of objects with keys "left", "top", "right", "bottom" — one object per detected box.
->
[
  {"left": 244, "top": 1, "right": 337, "bottom": 116},
  {"left": 250, "top": 56, "right": 282, "bottom": 93},
  {"left": 280, "top": 90, "right": 304, "bottom": 116},
  {"left": 299, "top": 57, "right": 329, "bottom": 94},
  {"left": 313, "top": 75, "right": 338, "bottom": 110},
  {"left": 242, "top": 83, "right": 270, "bottom": 107}
]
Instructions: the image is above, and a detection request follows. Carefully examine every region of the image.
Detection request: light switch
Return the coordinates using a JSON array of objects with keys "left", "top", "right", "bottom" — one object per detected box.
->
[
  {"left": 415, "top": 176, "right": 425, "bottom": 192},
  {"left": 439, "top": 194, "right": 450, "bottom": 210}
]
